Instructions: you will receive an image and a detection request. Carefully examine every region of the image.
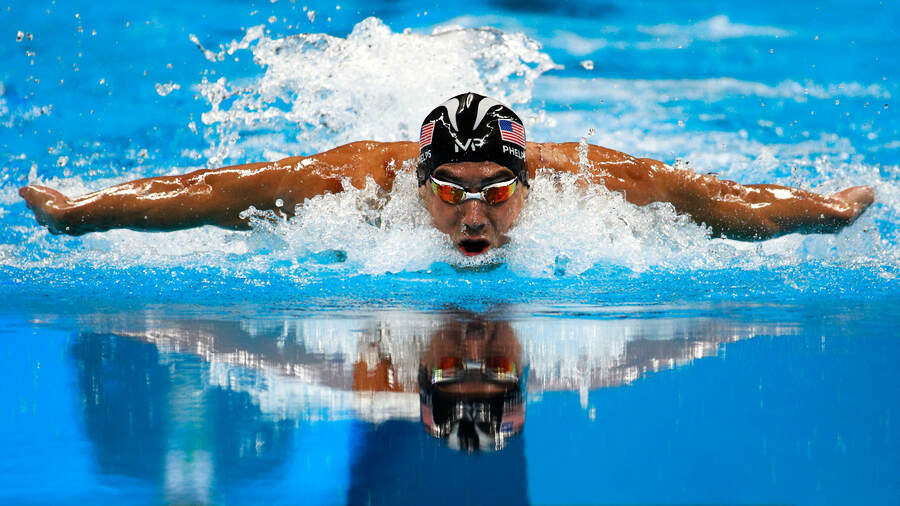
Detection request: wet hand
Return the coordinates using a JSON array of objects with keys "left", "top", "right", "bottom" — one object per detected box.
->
[
  {"left": 18, "top": 185, "right": 78, "bottom": 235},
  {"left": 830, "top": 186, "right": 875, "bottom": 221}
]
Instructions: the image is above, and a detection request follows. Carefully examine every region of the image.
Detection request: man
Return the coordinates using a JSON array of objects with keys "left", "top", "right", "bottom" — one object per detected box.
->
[{"left": 19, "top": 92, "right": 874, "bottom": 256}]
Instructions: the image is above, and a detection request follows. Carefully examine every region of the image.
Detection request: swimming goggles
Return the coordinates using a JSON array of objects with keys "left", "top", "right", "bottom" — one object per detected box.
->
[
  {"left": 429, "top": 176, "right": 518, "bottom": 205},
  {"left": 431, "top": 356, "right": 519, "bottom": 384}
]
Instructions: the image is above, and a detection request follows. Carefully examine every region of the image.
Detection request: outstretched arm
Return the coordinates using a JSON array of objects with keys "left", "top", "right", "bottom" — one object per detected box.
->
[
  {"left": 19, "top": 141, "right": 418, "bottom": 235},
  {"left": 529, "top": 142, "right": 874, "bottom": 241}
]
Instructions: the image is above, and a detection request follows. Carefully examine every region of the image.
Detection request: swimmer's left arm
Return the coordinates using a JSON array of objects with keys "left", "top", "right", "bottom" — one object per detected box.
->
[
  {"left": 638, "top": 158, "right": 875, "bottom": 240},
  {"left": 530, "top": 142, "right": 874, "bottom": 240}
]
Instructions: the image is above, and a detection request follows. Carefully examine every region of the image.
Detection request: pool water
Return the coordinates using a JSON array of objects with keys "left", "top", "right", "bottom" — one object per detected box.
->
[{"left": 1, "top": 0, "right": 898, "bottom": 504}]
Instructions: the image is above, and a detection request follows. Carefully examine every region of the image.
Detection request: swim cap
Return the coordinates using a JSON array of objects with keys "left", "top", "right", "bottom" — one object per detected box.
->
[{"left": 416, "top": 92, "right": 528, "bottom": 186}]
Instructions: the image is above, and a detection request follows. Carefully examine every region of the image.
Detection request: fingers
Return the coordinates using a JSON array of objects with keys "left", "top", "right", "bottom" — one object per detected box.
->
[
  {"left": 830, "top": 186, "right": 875, "bottom": 213},
  {"left": 18, "top": 185, "right": 71, "bottom": 233},
  {"left": 19, "top": 185, "right": 65, "bottom": 208}
]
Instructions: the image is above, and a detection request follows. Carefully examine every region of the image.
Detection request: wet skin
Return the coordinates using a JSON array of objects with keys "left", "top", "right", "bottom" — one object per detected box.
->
[
  {"left": 19, "top": 140, "right": 875, "bottom": 248},
  {"left": 418, "top": 161, "right": 529, "bottom": 256}
]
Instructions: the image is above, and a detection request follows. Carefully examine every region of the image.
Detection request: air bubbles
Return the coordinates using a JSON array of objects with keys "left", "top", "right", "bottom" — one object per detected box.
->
[
  {"left": 155, "top": 81, "right": 181, "bottom": 96},
  {"left": 307, "top": 10, "right": 316, "bottom": 22},
  {"left": 16, "top": 30, "right": 24, "bottom": 42},
  {"left": 268, "top": 15, "right": 277, "bottom": 23},
  {"left": 580, "top": 60, "right": 594, "bottom": 70},
  {"left": 56, "top": 156, "right": 68, "bottom": 167}
]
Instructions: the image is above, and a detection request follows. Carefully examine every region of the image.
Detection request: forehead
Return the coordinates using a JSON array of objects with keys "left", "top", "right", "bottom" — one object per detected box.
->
[{"left": 432, "top": 161, "right": 514, "bottom": 184}]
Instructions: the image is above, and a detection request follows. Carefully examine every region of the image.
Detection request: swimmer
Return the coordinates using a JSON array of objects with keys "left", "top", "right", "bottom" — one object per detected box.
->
[{"left": 19, "top": 92, "right": 874, "bottom": 255}]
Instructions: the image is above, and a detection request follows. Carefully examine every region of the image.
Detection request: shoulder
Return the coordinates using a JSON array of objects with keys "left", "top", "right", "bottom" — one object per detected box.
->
[
  {"left": 525, "top": 141, "right": 643, "bottom": 173},
  {"left": 343, "top": 141, "right": 418, "bottom": 186},
  {"left": 290, "top": 141, "right": 418, "bottom": 190}
]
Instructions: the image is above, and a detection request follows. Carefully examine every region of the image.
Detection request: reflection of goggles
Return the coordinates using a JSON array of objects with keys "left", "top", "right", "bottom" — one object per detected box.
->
[
  {"left": 431, "top": 356, "right": 518, "bottom": 384},
  {"left": 419, "top": 352, "right": 526, "bottom": 452},
  {"left": 429, "top": 176, "right": 519, "bottom": 205}
]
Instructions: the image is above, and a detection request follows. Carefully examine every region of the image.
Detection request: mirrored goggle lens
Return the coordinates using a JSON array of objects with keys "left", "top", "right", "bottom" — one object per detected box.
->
[
  {"left": 439, "top": 357, "right": 464, "bottom": 371},
  {"left": 485, "top": 356, "right": 517, "bottom": 375},
  {"left": 483, "top": 180, "right": 517, "bottom": 205},
  {"left": 432, "top": 356, "right": 518, "bottom": 383},
  {"left": 431, "top": 179, "right": 465, "bottom": 204}
]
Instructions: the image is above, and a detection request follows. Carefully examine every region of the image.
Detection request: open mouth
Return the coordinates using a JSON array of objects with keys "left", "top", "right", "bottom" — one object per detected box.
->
[{"left": 458, "top": 239, "right": 491, "bottom": 256}]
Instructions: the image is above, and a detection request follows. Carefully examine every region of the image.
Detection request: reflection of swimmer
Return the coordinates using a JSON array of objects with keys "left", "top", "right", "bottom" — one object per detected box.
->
[
  {"left": 417, "top": 320, "right": 525, "bottom": 452},
  {"left": 78, "top": 311, "right": 781, "bottom": 423},
  {"left": 21, "top": 93, "right": 873, "bottom": 254}
]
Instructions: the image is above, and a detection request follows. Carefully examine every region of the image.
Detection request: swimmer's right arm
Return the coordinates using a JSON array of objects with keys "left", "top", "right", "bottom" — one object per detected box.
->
[{"left": 19, "top": 141, "right": 419, "bottom": 235}]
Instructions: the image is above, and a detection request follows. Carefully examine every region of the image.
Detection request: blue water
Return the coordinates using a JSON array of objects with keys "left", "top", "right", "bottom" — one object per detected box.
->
[{"left": 1, "top": 0, "right": 899, "bottom": 504}]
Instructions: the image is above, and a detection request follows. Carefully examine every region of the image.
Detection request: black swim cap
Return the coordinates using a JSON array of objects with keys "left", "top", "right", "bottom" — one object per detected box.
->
[{"left": 416, "top": 92, "right": 528, "bottom": 186}]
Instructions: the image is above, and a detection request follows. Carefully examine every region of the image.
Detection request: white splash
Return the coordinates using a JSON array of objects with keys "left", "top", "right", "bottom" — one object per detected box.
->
[{"left": 195, "top": 17, "right": 559, "bottom": 166}]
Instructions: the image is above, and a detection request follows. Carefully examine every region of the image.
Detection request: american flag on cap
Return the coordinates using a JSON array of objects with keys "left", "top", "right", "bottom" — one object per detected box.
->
[
  {"left": 498, "top": 119, "right": 525, "bottom": 148},
  {"left": 419, "top": 120, "right": 435, "bottom": 149}
]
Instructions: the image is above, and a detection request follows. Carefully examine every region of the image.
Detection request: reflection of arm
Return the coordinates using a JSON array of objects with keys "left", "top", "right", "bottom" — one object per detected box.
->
[
  {"left": 20, "top": 141, "right": 418, "bottom": 235},
  {"left": 353, "top": 358, "right": 404, "bottom": 392},
  {"left": 89, "top": 318, "right": 354, "bottom": 389},
  {"left": 529, "top": 142, "right": 874, "bottom": 240}
]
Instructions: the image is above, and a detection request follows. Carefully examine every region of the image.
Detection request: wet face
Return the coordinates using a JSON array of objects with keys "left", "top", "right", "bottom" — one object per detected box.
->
[{"left": 419, "top": 161, "right": 528, "bottom": 256}]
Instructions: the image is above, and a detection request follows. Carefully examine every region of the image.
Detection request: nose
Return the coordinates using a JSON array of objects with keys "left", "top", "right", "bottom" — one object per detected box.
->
[{"left": 460, "top": 200, "right": 487, "bottom": 235}]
